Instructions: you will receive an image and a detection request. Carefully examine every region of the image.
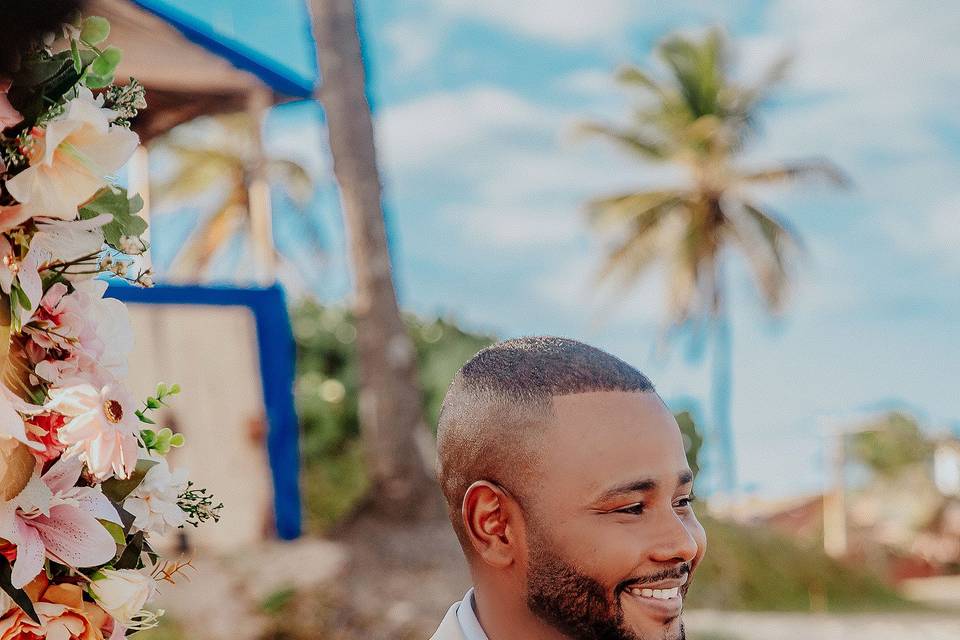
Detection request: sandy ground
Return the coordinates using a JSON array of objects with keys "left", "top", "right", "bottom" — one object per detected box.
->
[{"left": 685, "top": 610, "right": 960, "bottom": 639}]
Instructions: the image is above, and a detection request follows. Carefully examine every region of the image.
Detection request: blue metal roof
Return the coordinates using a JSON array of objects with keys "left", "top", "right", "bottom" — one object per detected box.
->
[{"left": 130, "top": 0, "right": 318, "bottom": 98}]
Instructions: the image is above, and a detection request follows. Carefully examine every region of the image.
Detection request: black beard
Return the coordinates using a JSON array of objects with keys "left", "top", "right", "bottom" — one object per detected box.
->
[{"left": 525, "top": 533, "right": 687, "bottom": 640}]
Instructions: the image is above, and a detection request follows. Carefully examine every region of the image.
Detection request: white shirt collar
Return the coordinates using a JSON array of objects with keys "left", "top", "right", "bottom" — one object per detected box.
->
[{"left": 456, "top": 588, "right": 490, "bottom": 640}]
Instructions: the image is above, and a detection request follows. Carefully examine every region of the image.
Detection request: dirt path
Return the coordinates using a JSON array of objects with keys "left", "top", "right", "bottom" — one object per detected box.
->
[{"left": 686, "top": 610, "right": 960, "bottom": 640}]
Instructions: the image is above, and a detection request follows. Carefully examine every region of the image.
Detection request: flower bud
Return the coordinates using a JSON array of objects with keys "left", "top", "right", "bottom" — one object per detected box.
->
[{"left": 90, "top": 569, "right": 157, "bottom": 625}]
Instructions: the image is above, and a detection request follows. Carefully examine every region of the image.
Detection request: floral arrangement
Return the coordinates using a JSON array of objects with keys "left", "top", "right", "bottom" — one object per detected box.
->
[{"left": 0, "top": 13, "right": 219, "bottom": 639}]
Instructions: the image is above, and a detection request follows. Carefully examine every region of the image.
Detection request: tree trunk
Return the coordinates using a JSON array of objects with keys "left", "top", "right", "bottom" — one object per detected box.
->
[
  {"left": 710, "top": 260, "right": 738, "bottom": 503},
  {"left": 307, "top": 0, "right": 434, "bottom": 518}
]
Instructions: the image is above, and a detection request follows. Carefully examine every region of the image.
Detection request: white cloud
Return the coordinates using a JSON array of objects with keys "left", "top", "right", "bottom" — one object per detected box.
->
[
  {"left": 883, "top": 195, "right": 960, "bottom": 272},
  {"left": 376, "top": 86, "right": 568, "bottom": 171},
  {"left": 382, "top": 20, "right": 438, "bottom": 75},
  {"left": 457, "top": 203, "right": 583, "bottom": 249},
  {"left": 434, "top": 0, "right": 634, "bottom": 45},
  {"left": 555, "top": 68, "right": 620, "bottom": 97},
  {"left": 533, "top": 248, "right": 671, "bottom": 328}
]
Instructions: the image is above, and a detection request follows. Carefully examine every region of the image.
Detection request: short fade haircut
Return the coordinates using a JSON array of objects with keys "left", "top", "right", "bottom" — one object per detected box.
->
[{"left": 437, "top": 336, "right": 655, "bottom": 552}]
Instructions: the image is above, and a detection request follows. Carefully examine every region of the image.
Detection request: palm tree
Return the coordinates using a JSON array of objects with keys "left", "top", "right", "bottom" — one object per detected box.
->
[
  {"left": 307, "top": 0, "right": 435, "bottom": 519},
  {"left": 582, "top": 28, "right": 846, "bottom": 499},
  {"left": 150, "top": 113, "right": 321, "bottom": 285}
]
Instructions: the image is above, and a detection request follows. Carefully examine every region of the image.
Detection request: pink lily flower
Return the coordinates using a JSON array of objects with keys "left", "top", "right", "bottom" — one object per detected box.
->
[{"left": 0, "top": 455, "right": 121, "bottom": 588}]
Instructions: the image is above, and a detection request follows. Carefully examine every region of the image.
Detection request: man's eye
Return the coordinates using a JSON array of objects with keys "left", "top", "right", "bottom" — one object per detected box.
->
[
  {"left": 674, "top": 496, "right": 696, "bottom": 509},
  {"left": 616, "top": 503, "right": 645, "bottom": 515}
]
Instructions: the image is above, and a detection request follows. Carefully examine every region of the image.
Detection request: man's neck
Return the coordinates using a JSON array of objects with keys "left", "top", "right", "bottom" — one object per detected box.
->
[{"left": 472, "top": 584, "right": 570, "bottom": 640}]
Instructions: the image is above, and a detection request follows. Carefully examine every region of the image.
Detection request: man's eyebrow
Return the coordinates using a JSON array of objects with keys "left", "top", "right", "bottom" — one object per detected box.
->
[{"left": 595, "top": 470, "right": 695, "bottom": 503}]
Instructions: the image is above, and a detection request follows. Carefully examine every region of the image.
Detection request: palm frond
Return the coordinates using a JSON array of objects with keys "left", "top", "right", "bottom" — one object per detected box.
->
[
  {"left": 586, "top": 190, "right": 685, "bottom": 228},
  {"left": 616, "top": 64, "right": 667, "bottom": 97},
  {"left": 658, "top": 28, "right": 729, "bottom": 119},
  {"left": 739, "top": 53, "right": 792, "bottom": 111},
  {"left": 595, "top": 224, "right": 665, "bottom": 287},
  {"left": 726, "top": 200, "right": 801, "bottom": 311},
  {"left": 268, "top": 158, "right": 315, "bottom": 205},
  {"left": 163, "top": 143, "right": 248, "bottom": 168},
  {"left": 167, "top": 201, "right": 245, "bottom": 279},
  {"left": 667, "top": 220, "right": 708, "bottom": 324},
  {"left": 577, "top": 122, "right": 669, "bottom": 160},
  {"left": 737, "top": 159, "right": 849, "bottom": 187}
]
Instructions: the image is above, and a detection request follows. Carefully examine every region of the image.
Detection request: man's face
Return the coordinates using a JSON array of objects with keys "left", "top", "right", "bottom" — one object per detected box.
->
[{"left": 520, "top": 391, "right": 706, "bottom": 640}]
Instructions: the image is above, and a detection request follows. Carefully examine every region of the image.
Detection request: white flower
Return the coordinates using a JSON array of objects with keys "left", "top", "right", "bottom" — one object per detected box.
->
[
  {"left": 5, "top": 87, "right": 139, "bottom": 220},
  {"left": 89, "top": 569, "right": 157, "bottom": 626},
  {"left": 0, "top": 213, "right": 112, "bottom": 326},
  {"left": 44, "top": 383, "right": 140, "bottom": 480},
  {"left": 123, "top": 457, "right": 188, "bottom": 535}
]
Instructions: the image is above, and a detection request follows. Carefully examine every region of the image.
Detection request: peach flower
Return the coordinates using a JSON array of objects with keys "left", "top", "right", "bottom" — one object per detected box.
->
[
  {"left": 5, "top": 86, "right": 138, "bottom": 221},
  {"left": 0, "top": 573, "right": 111, "bottom": 640}
]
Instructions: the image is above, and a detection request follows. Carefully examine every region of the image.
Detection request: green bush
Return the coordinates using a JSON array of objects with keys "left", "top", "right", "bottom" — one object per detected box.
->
[
  {"left": 292, "top": 301, "right": 493, "bottom": 530},
  {"left": 687, "top": 513, "right": 912, "bottom": 612}
]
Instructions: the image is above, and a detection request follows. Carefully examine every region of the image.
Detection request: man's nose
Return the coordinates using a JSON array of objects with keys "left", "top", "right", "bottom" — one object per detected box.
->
[{"left": 648, "top": 512, "right": 699, "bottom": 563}]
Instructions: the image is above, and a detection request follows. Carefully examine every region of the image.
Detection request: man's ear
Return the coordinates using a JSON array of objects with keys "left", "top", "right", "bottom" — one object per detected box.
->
[{"left": 462, "top": 480, "right": 524, "bottom": 569}]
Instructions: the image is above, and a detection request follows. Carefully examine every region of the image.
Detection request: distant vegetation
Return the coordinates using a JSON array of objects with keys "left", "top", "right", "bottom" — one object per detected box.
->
[
  {"left": 689, "top": 514, "right": 911, "bottom": 612},
  {"left": 292, "top": 299, "right": 494, "bottom": 531}
]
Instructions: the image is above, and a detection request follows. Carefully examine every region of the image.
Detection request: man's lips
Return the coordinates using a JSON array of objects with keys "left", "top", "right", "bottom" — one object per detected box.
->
[
  {"left": 622, "top": 585, "right": 684, "bottom": 619},
  {"left": 620, "top": 569, "right": 690, "bottom": 594}
]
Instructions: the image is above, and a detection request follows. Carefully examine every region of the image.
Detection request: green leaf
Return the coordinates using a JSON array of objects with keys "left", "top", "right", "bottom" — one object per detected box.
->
[
  {"left": 83, "top": 73, "right": 112, "bottom": 89},
  {"left": 13, "top": 284, "right": 31, "bottom": 312},
  {"left": 114, "top": 532, "right": 144, "bottom": 570},
  {"left": 89, "top": 46, "right": 121, "bottom": 79},
  {"left": 145, "top": 397, "right": 161, "bottom": 410},
  {"left": 140, "top": 429, "right": 156, "bottom": 446},
  {"left": 99, "top": 519, "right": 126, "bottom": 546},
  {"left": 0, "top": 555, "right": 40, "bottom": 624},
  {"left": 169, "top": 383, "right": 181, "bottom": 395},
  {"left": 79, "top": 187, "right": 149, "bottom": 248},
  {"left": 135, "top": 410, "right": 156, "bottom": 425},
  {"left": 142, "top": 539, "right": 158, "bottom": 566},
  {"left": 14, "top": 52, "right": 73, "bottom": 87},
  {"left": 80, "top": 16, "right": 111, "bottom": 45},
  {"left": 169, "top": 433, "right": 186, "bottom": 448},
  {"left": 101, "top": 459, "right": 158, "bottom": 503},
  {"left": 70, "top": 38, "right": 82, "bottom": 74}
]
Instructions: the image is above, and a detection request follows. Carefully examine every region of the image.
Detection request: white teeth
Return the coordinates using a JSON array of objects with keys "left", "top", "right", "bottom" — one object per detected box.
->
[{"left": 631, "top": 586, "right": 680, "bottom": 600}]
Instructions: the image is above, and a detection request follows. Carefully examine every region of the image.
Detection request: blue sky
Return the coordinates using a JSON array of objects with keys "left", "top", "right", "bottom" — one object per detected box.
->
[{"left": 150, "top": 0, "right": 960, "bottom": 498}]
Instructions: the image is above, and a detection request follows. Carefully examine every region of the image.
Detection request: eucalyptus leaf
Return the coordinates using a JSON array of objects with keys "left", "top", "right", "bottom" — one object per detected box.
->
[
  {"left": 80, "top": 16, "right": 111, "bottom": 45},
  {"left": 79, "top": 187, "right": 148, "bottom": 248},
  {"left": 100, "top": 459, "right": 158, "bottom": 503},
  {"left": 0, "top": 555, "right": 40, "bottom": 624},
  {"left": 90, "top": 46, "right": 121, "bottom": 79},
  {"left": 83, "top": 73, "right": 112, "bottom": 90}
]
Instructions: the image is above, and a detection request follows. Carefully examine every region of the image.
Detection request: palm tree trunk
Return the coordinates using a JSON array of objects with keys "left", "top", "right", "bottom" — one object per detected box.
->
[
  {"left": 307, "top": 0, "right": 434, "bottom": 518},
  {"left": 711, "top": 261, "right": 738, "bottom": 502}
]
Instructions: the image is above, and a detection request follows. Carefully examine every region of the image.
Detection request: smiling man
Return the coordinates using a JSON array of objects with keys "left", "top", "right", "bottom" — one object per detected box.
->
[{"left": 431, "top": 336, "right": 706, "bottom": 640}]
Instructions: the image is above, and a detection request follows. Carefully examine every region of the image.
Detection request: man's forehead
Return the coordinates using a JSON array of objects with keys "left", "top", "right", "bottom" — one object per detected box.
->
[{"left": 538, "top": 391, "right": 688, "bottom": 496}]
